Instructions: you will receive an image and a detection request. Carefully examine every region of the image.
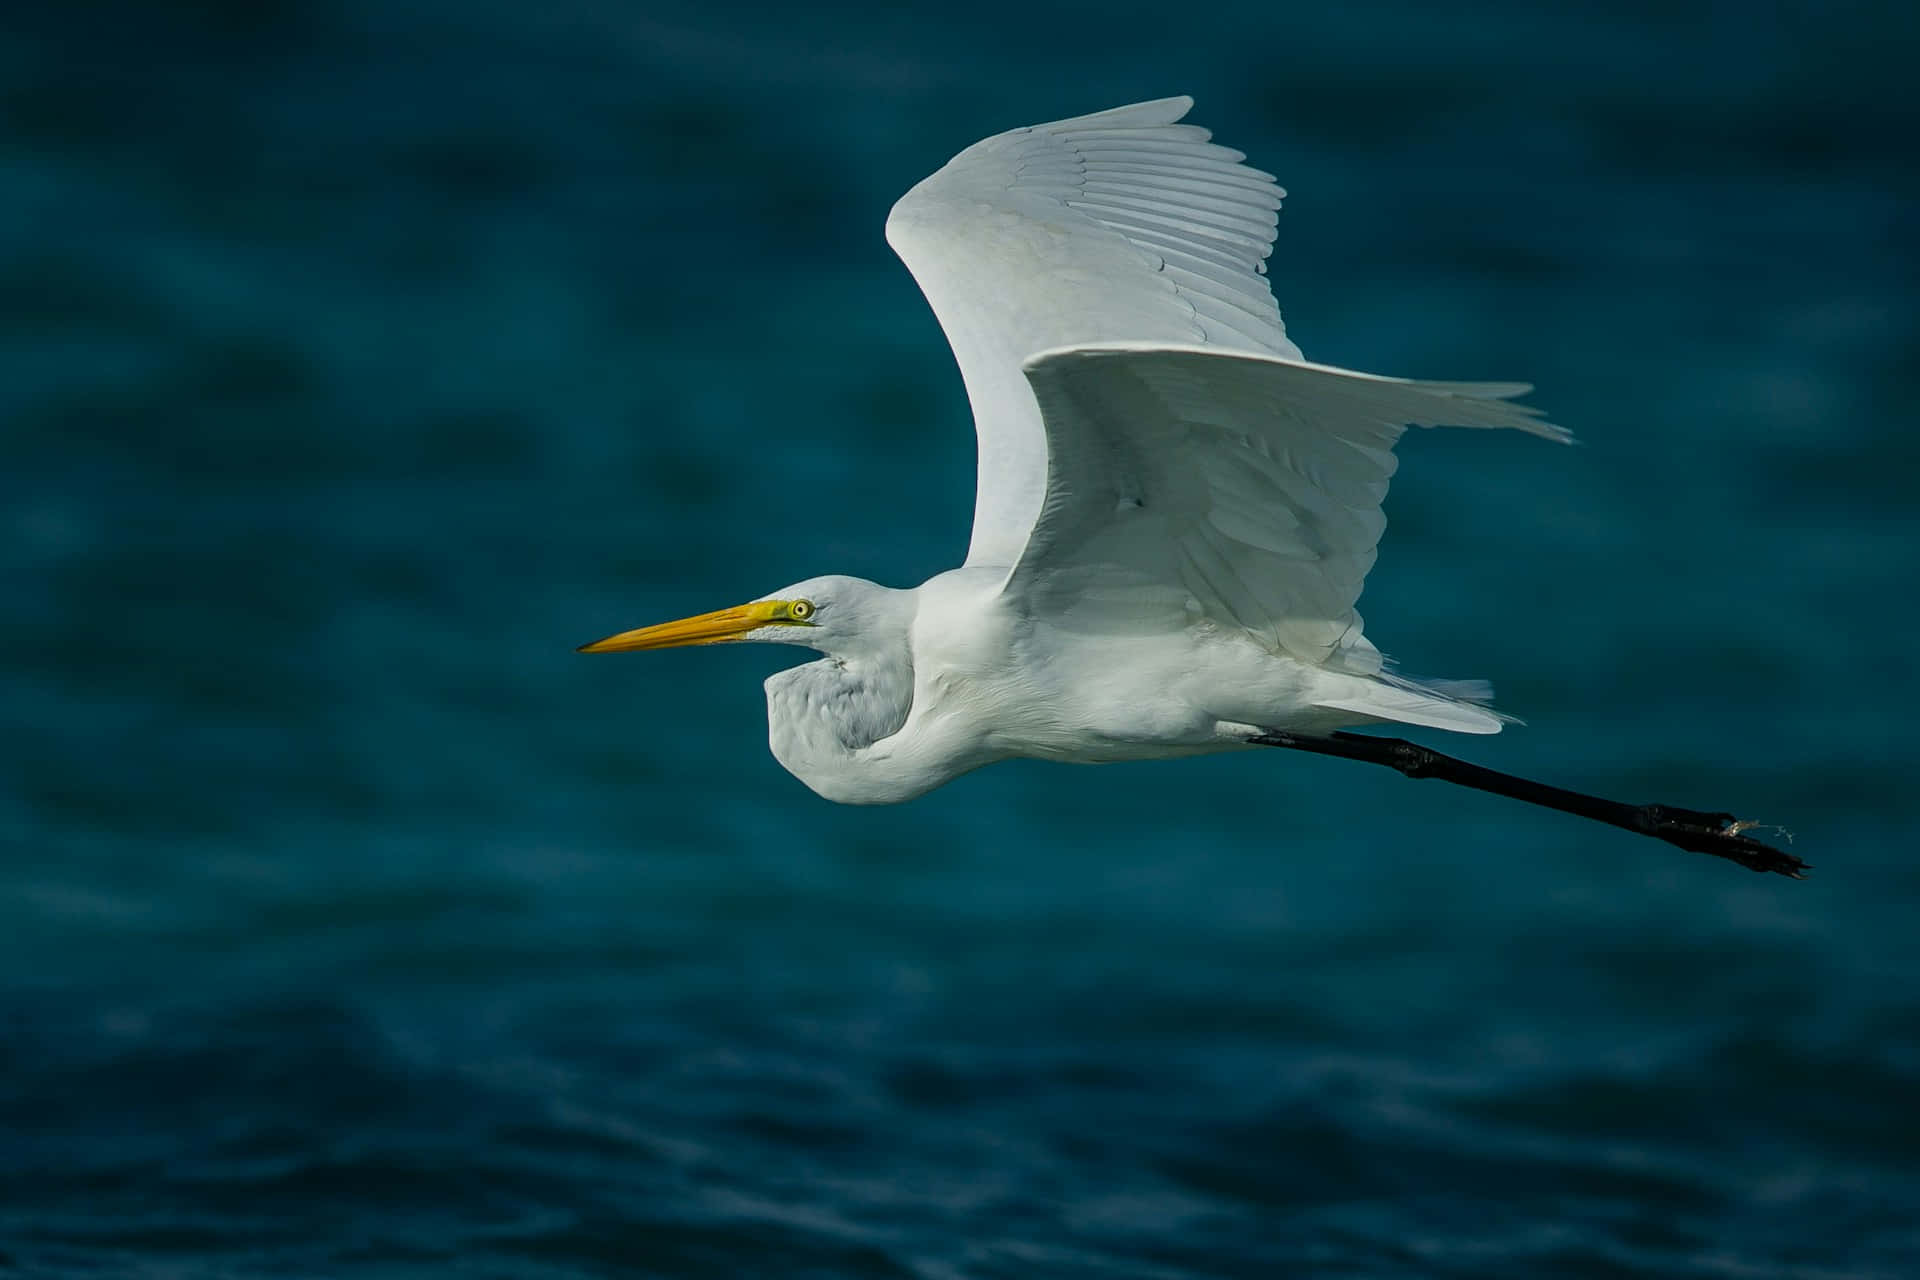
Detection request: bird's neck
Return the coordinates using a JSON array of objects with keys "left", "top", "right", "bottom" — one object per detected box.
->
[{"left": 765, "top": 651, "right": 931, "bottom": 803}]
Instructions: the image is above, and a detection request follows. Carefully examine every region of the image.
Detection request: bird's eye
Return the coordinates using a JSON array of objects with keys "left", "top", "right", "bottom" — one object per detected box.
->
[{"left": 789, "top": 599, "right": 816, "bottom": 621}]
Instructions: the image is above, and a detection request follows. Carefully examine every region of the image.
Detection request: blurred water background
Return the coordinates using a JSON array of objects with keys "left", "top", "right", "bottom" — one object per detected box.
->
[{"left": 5, "top": 1, "right": 1918, "bottom": 1274}]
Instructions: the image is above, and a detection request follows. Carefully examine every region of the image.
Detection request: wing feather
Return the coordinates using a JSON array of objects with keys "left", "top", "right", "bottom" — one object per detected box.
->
[
  {"left": 885, "top": 97, "right": 1299, "bottom": 567},
  {"left": 1078, "top": 198, "right": 1274, "bottom": 241},
  {"left": 1079, "top": 180, "right": 1280, "bottom": 221},
  {"left": 1078, "top": 158, "right": 1282, "bottom": 189},
  {"left": 1011, "top": 344, "right": 1568, "bottom": 670}
]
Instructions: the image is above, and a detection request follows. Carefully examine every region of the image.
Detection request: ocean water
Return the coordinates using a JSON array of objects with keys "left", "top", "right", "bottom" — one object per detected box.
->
[{"left": 5, "top": 1, "right": 1918, "bottom": 1274}]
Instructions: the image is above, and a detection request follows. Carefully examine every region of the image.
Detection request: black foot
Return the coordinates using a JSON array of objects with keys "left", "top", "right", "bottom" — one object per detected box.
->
[{"left": 1631, "top": 805, "right": 1808, "bottom": 879}]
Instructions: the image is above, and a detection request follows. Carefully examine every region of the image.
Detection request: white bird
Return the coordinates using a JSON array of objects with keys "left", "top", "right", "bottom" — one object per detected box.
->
[{"left": 583, "top": 98, "right": 1803, "bottom": 878}]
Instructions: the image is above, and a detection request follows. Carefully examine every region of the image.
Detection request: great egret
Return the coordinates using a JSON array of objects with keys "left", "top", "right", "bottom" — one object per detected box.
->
[{"left": 583, "top": 97, "right": 1804, "bottom": 878}]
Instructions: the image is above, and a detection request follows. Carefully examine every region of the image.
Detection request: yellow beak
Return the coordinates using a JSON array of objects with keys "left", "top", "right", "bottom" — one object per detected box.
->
[{"left": 577, "top": 600, "right": 804, "bottom": 653}]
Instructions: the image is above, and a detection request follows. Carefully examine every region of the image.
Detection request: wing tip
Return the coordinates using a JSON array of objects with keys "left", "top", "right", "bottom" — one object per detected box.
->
[
  {"left": 1122, "top": 94, "right": 1196, "bottom": 121},
  {"left": 1536, "top": 421, "right": 1577, "bottom": 445},
  {"left": 1019, "top": 343, "right": 1577, "bottom": 444},
  {"left": 1040, "top": 95, "right": 1197, "bottom": 133}
]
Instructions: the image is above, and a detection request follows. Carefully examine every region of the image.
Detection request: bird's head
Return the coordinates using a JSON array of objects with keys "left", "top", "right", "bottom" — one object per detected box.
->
[{"left": 577, "top": 575, "right": 902, "bottom": 659}]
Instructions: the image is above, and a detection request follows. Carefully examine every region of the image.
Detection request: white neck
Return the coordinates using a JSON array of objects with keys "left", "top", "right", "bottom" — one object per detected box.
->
[
  {"left": 761, "top": 580, "right": 999, "bottom": 803},
  {"left": 762, "top": 654, "right": 911, "bottom": 795}
]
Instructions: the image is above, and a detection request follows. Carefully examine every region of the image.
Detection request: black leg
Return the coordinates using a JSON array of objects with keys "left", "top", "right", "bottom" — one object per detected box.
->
[{"left": 1248, "top": 730, "right": 1807, "bottom": 879}]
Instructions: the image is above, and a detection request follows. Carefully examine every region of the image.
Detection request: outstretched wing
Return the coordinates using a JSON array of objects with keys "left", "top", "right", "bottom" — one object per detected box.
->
[
  {"left": 1012, "top": 344, "right": 1567, "bottom": 671},
  {"left": 886, "top": 96, "right": 1296, "bottom": 568},
  {"left": 887, "top": 97, "right": 1567, "bottom": 669}
]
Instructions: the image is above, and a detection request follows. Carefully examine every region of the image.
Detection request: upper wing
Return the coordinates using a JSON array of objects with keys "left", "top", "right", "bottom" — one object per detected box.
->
[
  {"left": 886, "top": 97, "right": 1297, "bottom": 568},
  {"left": 1011, "top": 344, "right": 1569, "bottom": 672}
]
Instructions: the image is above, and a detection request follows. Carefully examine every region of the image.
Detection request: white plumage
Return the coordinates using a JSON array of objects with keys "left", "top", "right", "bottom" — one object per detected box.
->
[{"left": 582, "top": 97, "right": 1568, "bottom": 804}]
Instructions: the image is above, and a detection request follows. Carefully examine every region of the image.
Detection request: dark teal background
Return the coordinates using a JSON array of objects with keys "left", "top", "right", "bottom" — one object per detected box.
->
[{"left": 5, "top": 1, "right": 1917, "bottom": 1274}]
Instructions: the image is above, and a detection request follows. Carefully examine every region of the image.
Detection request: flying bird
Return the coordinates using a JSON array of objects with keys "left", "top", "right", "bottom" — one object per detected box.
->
[{"left": 583, "top": 98, "right": 1803, "bottom": 878}]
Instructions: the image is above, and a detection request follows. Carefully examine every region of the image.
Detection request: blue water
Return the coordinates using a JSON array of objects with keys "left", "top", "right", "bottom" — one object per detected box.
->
[{"left": 6, "top": 1, "right": 1918, "bottom": 1274}]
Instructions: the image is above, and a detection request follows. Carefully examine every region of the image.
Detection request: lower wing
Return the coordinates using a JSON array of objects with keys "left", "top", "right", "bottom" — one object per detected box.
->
[{"left": 1003, "top": 343, "right": 1569, "bottom": 673}]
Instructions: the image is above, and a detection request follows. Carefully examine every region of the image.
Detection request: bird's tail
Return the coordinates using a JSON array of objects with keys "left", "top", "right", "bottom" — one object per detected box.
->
[{"left": 1312, "top": 671, "right": 1514, "bottom": 735}]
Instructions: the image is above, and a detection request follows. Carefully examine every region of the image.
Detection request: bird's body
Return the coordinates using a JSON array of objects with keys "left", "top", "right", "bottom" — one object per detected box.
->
[
  {"left": 762, "top": 567, "right": 1422, "bottom": 805},
  {"left": 579, "top": 97, "right": 1810, "bottom": 877}
]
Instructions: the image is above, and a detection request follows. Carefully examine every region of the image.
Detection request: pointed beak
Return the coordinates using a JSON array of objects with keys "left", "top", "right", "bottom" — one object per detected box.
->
[{"left": 577, "top": 600, "right": 798, "bottom": 653}]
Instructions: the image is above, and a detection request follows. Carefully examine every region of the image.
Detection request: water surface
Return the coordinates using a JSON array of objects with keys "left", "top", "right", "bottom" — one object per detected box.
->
[{"left": 5, "top": 1, "right": 1917, "bottom": 1274}]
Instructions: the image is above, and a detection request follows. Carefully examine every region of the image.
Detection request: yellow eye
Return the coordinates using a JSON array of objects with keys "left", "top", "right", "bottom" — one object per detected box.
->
[{"left": 788, "top": 599, "right": 816, "bottom": 621}]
